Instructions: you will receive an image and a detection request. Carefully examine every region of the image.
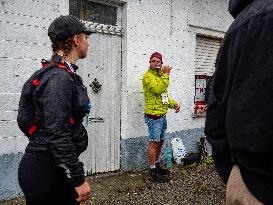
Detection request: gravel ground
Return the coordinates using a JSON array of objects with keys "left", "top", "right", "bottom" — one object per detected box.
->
[{"left": 1, "top": 163, "right": 226, "bottom": 205}]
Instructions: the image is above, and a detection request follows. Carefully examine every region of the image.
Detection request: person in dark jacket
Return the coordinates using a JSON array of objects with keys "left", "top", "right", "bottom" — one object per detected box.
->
[
  {"left": 204, "top": 75, "right": 213, "bottom": 104},
  {"left": 18, "top": 15, "right": 93, "bottom": 205},
  {"left": 205, "top": 0, "right": 273, "bottom": 204}
]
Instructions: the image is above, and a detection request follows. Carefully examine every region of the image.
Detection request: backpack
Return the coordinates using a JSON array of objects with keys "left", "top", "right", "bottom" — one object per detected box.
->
[
  {"left": 17, "top": 62, "right": 59, "bottom": 137},
  {"left": 17, "top": 60, "right": 90, "bottom": 137}
]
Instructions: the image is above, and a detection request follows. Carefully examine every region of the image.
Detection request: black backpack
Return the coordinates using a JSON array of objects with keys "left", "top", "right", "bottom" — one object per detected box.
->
[
  {"left": 17, "top": 60, "right": 91, "bottom": 138},
  {"left": 17, "top": 62, "right": 57, "bottom": 137}
]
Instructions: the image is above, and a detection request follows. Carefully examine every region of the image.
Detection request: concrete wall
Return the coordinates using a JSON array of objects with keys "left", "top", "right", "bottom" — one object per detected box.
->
[
  {"left": 0, "top": 0, "right": 69, "bottom": 200},
  {"left": 120, "top": 0, "right": 233, "bottom": 170}
]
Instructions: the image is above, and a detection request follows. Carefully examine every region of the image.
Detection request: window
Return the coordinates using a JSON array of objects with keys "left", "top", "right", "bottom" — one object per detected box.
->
[
  {"left": 70, "top": 0, "right": 118, "bottom": 26},
  {"left": 193, "top": 35, "right": 221, "bottom": 117}
]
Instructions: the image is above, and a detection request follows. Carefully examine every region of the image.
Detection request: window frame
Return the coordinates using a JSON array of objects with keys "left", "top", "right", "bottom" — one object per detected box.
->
[{"left": 193, "top": 34, "right": 222, "bottom": 117}]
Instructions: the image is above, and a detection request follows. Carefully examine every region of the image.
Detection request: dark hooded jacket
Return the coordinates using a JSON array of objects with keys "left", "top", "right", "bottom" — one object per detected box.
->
[{"left": 205, "top": 0, "right": 273, "bottom": 204}]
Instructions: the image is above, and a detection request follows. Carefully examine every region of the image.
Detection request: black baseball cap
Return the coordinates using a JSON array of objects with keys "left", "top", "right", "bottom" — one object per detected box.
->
[{"left": 48, "top": 15, "right": 93, "bottom": 42}]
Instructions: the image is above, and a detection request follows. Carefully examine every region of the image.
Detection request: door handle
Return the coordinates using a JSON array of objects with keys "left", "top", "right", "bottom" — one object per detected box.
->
[
  {"left": 90, "top": 78, "right": 102, "bottom": 93},
  {"left": 89, "top": 117, "right": 104, "bottom": 122}
]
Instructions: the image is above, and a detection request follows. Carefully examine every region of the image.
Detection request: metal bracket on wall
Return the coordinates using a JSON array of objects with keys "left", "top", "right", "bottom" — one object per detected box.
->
[
  {"left": 90, "top": 78, "right": 102, "bottom": 93},
  {"left": 89, "top": 117, "right": 104, "bottom": 122}
]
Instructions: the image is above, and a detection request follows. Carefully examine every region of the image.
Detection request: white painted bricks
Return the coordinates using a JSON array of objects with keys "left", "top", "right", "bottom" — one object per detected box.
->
[{"left": 123, "top": 0, "right": 232, "bottom": 139}]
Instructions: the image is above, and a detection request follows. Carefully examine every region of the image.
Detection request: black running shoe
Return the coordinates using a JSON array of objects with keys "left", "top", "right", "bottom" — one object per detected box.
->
[
  {"left": 156, "top": 162, "right": 170, "bottom": 176},
  {"left": 149, "top": 168, "right": 170, "bottom": 183}
]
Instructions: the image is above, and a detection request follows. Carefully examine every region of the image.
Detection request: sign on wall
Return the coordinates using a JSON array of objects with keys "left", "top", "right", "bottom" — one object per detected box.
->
[
  {"left": 195, "top": 76, "right": 206, "bottom": 101},
  {"left": 194, "top": 75, "right": 208, "bottom": 116}
]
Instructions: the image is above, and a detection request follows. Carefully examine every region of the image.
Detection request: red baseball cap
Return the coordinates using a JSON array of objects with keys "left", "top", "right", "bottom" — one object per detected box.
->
[{"left": 150, "top": 52, "right": 163, "bottom": 62}]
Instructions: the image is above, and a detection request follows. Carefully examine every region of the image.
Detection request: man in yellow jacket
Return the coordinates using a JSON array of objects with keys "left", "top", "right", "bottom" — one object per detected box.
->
[{"left": 142, "top": 52, "right": 180, "bottom": 183}]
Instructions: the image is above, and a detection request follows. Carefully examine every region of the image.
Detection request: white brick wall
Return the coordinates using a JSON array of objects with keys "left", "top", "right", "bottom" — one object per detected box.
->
[
  {"left": 121, "top": 0, "right": 233, "bottom": 139},
  {"left": 191, "top": 0, "right": 233, "bottom": 32},
  {"left": 0, "top": 0, "right": 68, "bottom": 155}
]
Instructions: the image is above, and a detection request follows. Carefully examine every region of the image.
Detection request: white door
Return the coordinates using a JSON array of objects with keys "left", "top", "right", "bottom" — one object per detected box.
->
[{"left": 78, "top": 32, "right": 122, "bottom": 174}]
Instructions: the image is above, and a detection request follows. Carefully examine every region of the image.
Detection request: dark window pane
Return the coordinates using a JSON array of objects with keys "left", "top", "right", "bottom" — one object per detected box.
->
[{"left": 70, "top": 0, "right": 117, "bottom": 26}]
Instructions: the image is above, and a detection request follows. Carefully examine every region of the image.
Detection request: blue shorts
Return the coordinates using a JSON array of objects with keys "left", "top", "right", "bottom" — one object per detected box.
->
[{"left": 144, "top": 115, "right": 167, "bottom": 142}]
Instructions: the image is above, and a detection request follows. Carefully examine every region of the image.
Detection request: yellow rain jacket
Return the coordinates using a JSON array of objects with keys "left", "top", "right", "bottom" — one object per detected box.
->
[{"left": 142, "top": 68, "right": 176, "bottom": 116}]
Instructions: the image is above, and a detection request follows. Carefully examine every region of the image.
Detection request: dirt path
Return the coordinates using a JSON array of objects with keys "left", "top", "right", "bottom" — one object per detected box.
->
[{"left": 0, "top": 164, "right": 225, "bottom": 205}]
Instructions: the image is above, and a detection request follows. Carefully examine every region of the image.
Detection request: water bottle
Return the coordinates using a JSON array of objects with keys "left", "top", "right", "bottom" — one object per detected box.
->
[
  {"left": 83, "top": 113, "right": 89, "bottom": 128},
  {"left": 165, "top": 143, "right": 173, "bottom": 169},
  {"left": 83, "top": 102, "right": 92, "bottom": 128}
]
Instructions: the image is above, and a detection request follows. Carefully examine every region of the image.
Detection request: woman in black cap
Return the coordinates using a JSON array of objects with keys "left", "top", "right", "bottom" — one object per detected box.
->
[{"left": 18, "top": 15, "right": 92, "bottom": 205}]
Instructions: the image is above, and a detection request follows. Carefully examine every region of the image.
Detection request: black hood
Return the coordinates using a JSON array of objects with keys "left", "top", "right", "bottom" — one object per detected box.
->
[{"left": 229, "top": 0, "right": 253, "bottom": 18}]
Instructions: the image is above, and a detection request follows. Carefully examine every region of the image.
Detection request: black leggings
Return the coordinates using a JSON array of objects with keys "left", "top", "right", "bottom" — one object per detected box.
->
[{"left": 18, "top": 152, "right": 79, "bottom": 205}]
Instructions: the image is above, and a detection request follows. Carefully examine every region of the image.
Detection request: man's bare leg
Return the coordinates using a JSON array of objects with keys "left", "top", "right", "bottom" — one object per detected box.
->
[
  {"left": 148, "top": 141, "right": 160, "bottom": 166},
  {"left": 148, "top": 141, "right": 170, "bottom": 182},
  {"left": 155, "top": 140, "right": 164, "bottom": 162}
]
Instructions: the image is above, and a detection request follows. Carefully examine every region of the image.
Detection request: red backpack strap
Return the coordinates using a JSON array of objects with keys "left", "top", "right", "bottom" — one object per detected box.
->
[
  {"left": 57, "top": 64, "right": 73, "bottom": 73},
  {"left": 28, "top": 125, "right": 38, "bottom": 135}
]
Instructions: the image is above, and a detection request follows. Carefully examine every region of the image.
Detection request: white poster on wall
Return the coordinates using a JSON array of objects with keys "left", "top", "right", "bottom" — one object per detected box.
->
[{"left": 195, "top": 77, "right": 206, "bottom": 102}]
